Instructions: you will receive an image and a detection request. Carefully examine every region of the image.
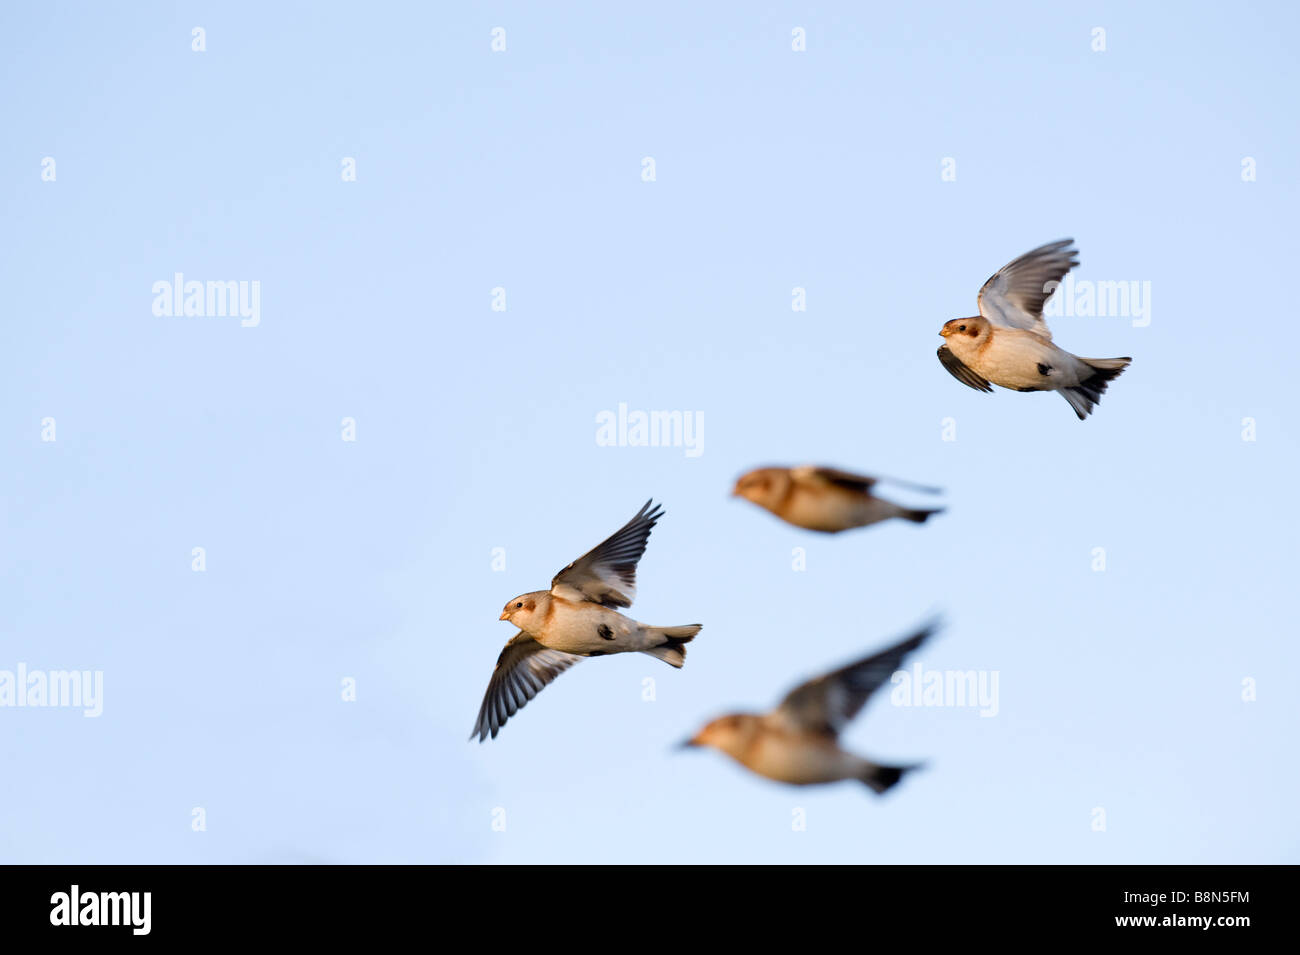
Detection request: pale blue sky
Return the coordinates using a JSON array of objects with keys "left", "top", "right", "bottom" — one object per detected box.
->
[{"left": 2, "top": 2, "right": 1297, "bottom": 863}]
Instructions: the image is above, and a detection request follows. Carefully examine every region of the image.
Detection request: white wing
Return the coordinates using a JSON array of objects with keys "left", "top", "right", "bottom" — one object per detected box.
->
[{"left": 977, "top": 239, "right": 1078, "bottom": 340}]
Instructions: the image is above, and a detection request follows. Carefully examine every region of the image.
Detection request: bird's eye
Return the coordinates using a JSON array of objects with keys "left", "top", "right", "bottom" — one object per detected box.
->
[
  {"left": 515, "top": 602, "right": 523, "bottom": 609},
  {"left": 959, "top": 324, "right": 966, "bottom": 331}
]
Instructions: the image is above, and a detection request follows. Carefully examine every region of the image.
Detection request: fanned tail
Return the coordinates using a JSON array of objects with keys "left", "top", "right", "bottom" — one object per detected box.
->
[
  {"left": 1062, "top": 357, "right": 1131, "bottom": 420},
  {"left": 640, "top": 624, "right": 701, "bottom": 668}
]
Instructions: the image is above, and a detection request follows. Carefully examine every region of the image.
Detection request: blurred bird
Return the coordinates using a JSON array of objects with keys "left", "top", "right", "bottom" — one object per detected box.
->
[
  {"left": 732, "top": 465, "right": 943, "bottom": 532},
  {"left": 471, "top": 500, "right": 701, "bottom": 742},
  {"left": 936, "top": 239, "right": 1131, "bottom": 419},
  {"left": 681, "top": 621, "right": 937, "bottom": 793}
]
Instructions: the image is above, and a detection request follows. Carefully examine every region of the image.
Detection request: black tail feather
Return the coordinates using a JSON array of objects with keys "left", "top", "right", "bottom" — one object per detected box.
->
[
  {"left": 901, "top": 507, "right": 945, "bottom": 524},
  {"left": 1063, "top": 358, "right": 1131, "bottom": 419},
  {"left": 862, "top": 762, "right": 922, "bottom": 795}
]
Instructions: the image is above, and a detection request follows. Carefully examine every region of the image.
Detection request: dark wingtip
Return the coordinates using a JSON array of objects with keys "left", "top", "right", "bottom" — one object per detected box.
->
[{"left": 910, "top": 616, "right": 944, "bottom": 646}]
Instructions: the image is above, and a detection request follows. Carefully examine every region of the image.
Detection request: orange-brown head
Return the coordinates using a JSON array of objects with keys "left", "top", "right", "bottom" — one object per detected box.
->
[
  {"left": 939, "top": 315, "right": 991, "bottom": 345},
  {"left": 731, "top": 467, "right": 793, "bottom": 513},
  {"left": 499, "top": 592, "right": 544, "bottom": 628},
  {"left": 681, "top": 713, "right": 762, "bottom": 759}
]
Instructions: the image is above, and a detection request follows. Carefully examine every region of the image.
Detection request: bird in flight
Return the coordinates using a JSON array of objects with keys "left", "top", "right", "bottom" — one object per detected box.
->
[
  {"left": 680, "top": 621, "right": 938, "bottom": 793},
  {"left": 936, "top": 239, "right": 1131, "bottom": 419},
  {"left": 732, "top": 465, "right": 943, "bottom": 533},
  {"left": 470, "top": 500, "right": 701, "bottom": 742}
]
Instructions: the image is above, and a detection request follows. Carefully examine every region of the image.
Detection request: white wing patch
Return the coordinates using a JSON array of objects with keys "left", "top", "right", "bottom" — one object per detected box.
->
[{"left": 977, "top": 239, "right": 1079, "bottom": 340}]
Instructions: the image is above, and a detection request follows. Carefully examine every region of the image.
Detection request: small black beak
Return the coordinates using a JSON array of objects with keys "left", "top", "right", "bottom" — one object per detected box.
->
[{"left": 676, "top": 737, "right": 699, "bottom": 750}]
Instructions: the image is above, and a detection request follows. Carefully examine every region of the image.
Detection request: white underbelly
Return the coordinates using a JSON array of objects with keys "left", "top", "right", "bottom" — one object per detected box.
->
[
  {"left": 976, "top": 334, "right": 1069, "bottom": 390},
  {"left": 745, "top": 736, "right": 862, "bottom": 785},
  {"left": 784, "top": 491, "right": 894, "bottom": 532},
  {"left": 542, "top": 604, "right": 643, "bottom": 654}
]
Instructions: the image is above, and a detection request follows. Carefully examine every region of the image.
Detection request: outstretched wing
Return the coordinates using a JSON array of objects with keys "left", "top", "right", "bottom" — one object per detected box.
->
[
  {"left": 791, "top": 465, "right": 878, "bottom": 494},
  {"left": 773, "top": 621, "right": 940, "bottom": 738},
  {"left": 937, "top": 344, "right": 993, "bottom": 393},
  {"left": 977, "top": 238, "right": 1077, "bottom": 340},
  {"left": 794, "top": 465, "right": 941, "bottom": 496},
  {"left": 470, "top": 634, "right": 584, "bottom": 742},
  {"left": 551, "top": 500, "right": 663, "bottom": 608}
]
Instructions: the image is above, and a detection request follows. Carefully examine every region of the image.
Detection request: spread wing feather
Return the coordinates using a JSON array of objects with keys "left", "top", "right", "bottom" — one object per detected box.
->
[
  {"left": 976, "top": 238, "right": 1078, "bottom": 340},
  {"left": 470, "top": 634, "right": 584, "bottom": 742},
  {"left": 550, "top": 500, "right": 663, "bottom": 608},
  {"left": 774, "top": 621, "right": 940, "bottom": 738}
]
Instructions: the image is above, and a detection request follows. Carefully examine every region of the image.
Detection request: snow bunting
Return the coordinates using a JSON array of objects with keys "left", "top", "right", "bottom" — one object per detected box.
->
[
  {"left": 470, "top": 500, "right": 701, "bottom": 742},
  {"left": 732, "top": 465, "right": 943, "bottom": 533},
  {"left": 681, "top": 621, "right": 937, "bottom": 793},
  {"left": 936, "top": 239, "right": 1132, "bottom": 419}
]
